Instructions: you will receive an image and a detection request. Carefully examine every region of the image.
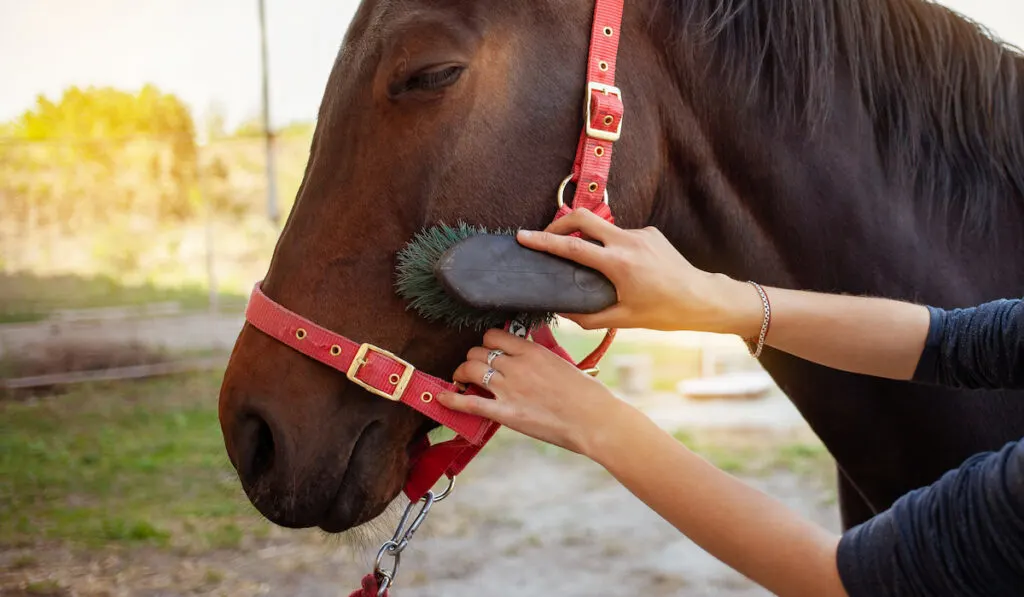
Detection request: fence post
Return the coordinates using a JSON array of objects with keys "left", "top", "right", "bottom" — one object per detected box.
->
[{"left": 258, "top": 0, "right": 279, "bottom": 225}]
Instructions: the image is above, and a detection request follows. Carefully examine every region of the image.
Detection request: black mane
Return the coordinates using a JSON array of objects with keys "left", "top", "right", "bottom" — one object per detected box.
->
[{"left": 655, "top": 0, "right": 1024, "bottom": 230}]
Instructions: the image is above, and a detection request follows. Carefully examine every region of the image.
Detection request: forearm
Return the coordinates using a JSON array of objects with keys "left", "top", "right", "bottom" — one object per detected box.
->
[
  {"left": 717, "top": 277, "right": 931, "bottom": 380},
  {"left": 585, "top": 403, "right": 847, "bottom": 597}
]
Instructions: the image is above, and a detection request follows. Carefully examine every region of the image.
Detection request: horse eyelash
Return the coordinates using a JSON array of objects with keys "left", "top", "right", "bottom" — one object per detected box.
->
[{"left": 405, "top": 66, "right": 464, "bottom": 92}]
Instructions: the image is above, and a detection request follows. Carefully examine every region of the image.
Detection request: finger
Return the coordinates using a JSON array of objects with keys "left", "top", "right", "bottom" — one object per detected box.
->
[
  {"left": 482, "top": 328, "right": 533, "bottom": 354},
  {"left": 514, "top": 228, "right": 606, "bottom": 269},
  {"left": 436, "top": 391, "right": 506, "bottom": 421},
  {"left": 467, "top": 346, "right": 512, "bottom": 370},
  {"left": 546, "top": 208, "right": 623, "bottom": 242},
  {"left": 453, "top": 359, "right": 506, "bottom": 390}
]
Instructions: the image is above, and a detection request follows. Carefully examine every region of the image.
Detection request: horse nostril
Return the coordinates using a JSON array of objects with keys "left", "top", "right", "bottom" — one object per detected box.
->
[{"left": 237, "top": 412, "right": 277, "bottom": 487}]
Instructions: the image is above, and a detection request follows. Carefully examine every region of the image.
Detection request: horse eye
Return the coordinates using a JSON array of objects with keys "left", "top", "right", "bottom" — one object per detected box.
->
[{"left": 391, "top": 65, "right": 465, "bottom": 96}]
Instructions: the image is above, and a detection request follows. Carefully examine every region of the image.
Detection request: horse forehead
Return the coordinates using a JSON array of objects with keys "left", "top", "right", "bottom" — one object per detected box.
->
[{"left": 341, "top": 0, "right": 483, "bottom": 62}]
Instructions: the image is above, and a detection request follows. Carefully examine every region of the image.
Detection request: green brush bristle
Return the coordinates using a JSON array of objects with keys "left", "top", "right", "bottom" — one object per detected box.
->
[{"left": 395, "top": 222, "right": 558, "bottom": 332}]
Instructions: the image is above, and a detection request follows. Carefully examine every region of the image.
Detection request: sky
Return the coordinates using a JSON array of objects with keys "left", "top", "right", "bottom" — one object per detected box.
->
[{"left": 0, "top": 1, "right": 1022, "bottom": 131}]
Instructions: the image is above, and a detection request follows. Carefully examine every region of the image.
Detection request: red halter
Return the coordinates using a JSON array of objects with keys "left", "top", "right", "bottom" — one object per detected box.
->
[{"left": 245, "top": 0, "right": 624, "bottom": 515}]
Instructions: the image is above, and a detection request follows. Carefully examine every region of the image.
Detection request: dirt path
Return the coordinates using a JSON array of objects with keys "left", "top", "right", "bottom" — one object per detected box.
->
[{"left": 2, "top": 432, "right": 838, "bottom": 597}]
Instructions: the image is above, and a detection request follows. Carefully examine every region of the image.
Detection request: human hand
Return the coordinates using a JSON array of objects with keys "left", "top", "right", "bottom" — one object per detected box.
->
[
  {"left": 515, "top": 208, "right": 761, "bottom": 335},
  {"left": 436, "top": 328, "right": 629, "bottom": 456}
]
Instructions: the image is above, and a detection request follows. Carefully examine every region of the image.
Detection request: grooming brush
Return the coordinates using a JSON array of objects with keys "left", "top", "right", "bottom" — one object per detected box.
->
[{"left": 395, "top": 223, "right": 618, "bottom": 331}]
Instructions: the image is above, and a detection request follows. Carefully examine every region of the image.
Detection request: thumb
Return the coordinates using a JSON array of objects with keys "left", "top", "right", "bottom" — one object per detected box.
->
[{"left": 561, "top": 305, "right": 626, "bottom": 330}]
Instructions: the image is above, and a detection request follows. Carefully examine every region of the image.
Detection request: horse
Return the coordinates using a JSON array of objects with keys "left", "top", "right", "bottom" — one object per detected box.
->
[{"left": 217, "top": 0, "right": 1024, "bottom": 537}]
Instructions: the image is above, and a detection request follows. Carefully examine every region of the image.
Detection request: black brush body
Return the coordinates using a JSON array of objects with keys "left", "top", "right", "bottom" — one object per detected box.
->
[
  {"left": 394, "top": 223, "right": 617, "bottom": 331},
  {"left": 434, "top": 234, "right": 616, "bottom": 314}
]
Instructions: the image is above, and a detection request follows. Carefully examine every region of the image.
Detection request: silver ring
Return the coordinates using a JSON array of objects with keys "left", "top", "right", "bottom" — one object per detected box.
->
[
  {"left": 486, "top": 349, "right": 504, "bottom": 367},
  {"left": 481, "top": 368, "right": 496, "bottom": 387}
]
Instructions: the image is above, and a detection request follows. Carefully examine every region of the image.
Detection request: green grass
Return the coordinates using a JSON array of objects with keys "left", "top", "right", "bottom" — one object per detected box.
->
[
  {"left": 8, "top": 554, "right": 38, "bottom": 570},
  {"left": 22, "top": 579, "right": 66, "bottom": 596},
  {"left": 672, "top": 429, "right": 835, "bottom": 480},
  {"left": 0, "top": 272, "right": 245, "bottom": 323},
  {"left": 0, "top": 370, "right": 260, "bottom": 550}
]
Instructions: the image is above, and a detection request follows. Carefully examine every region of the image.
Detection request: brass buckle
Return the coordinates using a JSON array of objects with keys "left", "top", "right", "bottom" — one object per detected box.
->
[
  {"left": 346, "top": 343, "right": 415, "bottom": 402},
  {"left": 584, "top": 82, "right": 623, "bottom": 142}
]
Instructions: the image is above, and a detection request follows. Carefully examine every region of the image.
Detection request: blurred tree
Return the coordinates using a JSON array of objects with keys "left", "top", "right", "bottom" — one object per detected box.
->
[
  {"left": 202, "top": 155, "right": 249, "bottom": 218},
  {"left": 202, "top": 101, "right": 229, "bottom": 142},
  {"left": 231, "top": 116, "right": 314, "bottom": 139},
  {"left": 0, "top": 85, "right": 199, "bottom": 229},
  {"left": 232, "top": 116, "right": 265, "bottom": 139},
  {"left": 278, "top": 120, "right": 315, "bottom": 138},
  {"left": 0, "top": 86, "right": 314, "bottom": 281}
]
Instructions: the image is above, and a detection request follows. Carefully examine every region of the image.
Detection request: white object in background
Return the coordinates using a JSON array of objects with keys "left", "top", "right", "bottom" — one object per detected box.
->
[{"left": 677, "top": 371, "right": 774, "bottom": 401}]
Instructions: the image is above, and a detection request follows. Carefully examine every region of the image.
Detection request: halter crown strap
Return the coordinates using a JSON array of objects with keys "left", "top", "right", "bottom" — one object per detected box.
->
[{"left": 559, "top": 0, "right": 625, "bottom": 220}]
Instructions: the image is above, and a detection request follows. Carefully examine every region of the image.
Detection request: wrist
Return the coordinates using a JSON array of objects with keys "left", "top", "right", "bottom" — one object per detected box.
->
[
  {"left": 703, "top": 274, "right": 767, "bottom": 338},
  {"left": 577, "top": 396, "right": 647, "bottom": 465}
]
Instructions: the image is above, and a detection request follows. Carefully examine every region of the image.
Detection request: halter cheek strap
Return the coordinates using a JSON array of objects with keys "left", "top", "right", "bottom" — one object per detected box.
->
[
  {"left": 404, "top": 0, "right": 625, "bottom": 500},
  {"left": 559, "top": 0, "right": 624, "bottom": 221}
]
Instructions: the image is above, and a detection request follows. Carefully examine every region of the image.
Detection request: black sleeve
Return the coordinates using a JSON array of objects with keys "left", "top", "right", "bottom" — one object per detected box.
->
[
  {"left": 912, "top": 298, "right": 1024, "bottom": 390},
  {"left": 836, "top": 438, "right": 1024, "bottom": 597}
]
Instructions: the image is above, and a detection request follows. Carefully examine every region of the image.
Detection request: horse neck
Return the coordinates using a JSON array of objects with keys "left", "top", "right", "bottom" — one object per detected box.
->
[{"left": 645, "top": 53, "right": 1024, "bottom": 307}]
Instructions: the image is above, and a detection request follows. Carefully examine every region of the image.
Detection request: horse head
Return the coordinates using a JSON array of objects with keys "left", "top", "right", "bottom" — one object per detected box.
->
[{"left": 218, "top": 0, "right": 664, "bottom": 533}]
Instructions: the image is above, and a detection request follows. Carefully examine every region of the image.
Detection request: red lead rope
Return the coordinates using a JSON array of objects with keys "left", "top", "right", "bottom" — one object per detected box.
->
[{"left": 349, "top": 574, "right": 388, "bottom": 597}]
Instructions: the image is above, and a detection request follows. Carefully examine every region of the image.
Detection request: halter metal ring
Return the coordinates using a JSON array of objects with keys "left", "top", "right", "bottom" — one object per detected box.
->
[
  {"left": 430, "top": 475, "right": 456, "bottom": 503},
  {"left": 556, "top": 174, "right": 610, "bottom": 209}
]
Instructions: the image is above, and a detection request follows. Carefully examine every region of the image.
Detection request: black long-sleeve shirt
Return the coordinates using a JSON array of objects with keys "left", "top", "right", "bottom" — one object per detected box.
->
[{"left": 836, "top": 299, "right": 1024, "bottom": 596}]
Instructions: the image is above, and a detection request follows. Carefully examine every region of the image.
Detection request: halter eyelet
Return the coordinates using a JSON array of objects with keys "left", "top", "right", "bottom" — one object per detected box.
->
[
  {"left": 295, "top": 328, "right": 307, "bottom": 340},
  {"left": 594, "top": 146, "right": 604, "bottom": 157},
  {"left": 330, "top": 345, "right": 342, "bottom": 357},
  {"left": 603, "top": 115, "right": 615, "bottom": 126},
  {"left": 421, "top": 392, "right": 433, "bottom": 403},
  {"left": 588, "top": 182, "right": 599, "bottom": 193},
  {"left": 388, "top": 373, "right": 401, "bottom": 385},
  {"left": 598, "top": 61, "right": 609, "bottom": 71},
  {"left": 603, "top": 26, "right": 613, "bottom": 37}
]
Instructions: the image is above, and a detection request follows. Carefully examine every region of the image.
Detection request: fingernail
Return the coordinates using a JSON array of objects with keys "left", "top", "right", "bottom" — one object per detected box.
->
[{"left": 517, "top": 230, "right": 533, "bottom": 239}]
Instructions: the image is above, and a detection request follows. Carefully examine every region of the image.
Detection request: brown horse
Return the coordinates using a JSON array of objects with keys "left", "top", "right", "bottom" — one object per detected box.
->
[{"left": 218, "top": 0, "right": 1024, "bottom": 534}]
